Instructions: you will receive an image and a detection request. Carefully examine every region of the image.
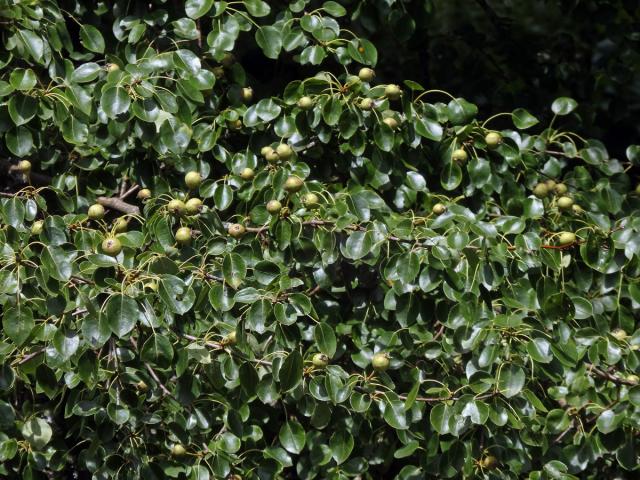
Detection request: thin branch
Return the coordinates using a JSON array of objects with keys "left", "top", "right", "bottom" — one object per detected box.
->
[{"left": 97, "top": 196, "right": 140, "bottom": 215}]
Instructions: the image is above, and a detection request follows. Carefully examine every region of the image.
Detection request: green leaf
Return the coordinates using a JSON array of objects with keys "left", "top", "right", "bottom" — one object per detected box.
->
[
  {"left": 5, "top": 127, "right": 33, "bottom": 156},
  {"left": 9, "top": 68, "right": 37, "bottom": 91},
  {"left": 103, "top": 294, "right": 139, "bottom": 338},
  {"left": 278, "top": 419, "right": 306, "bottom": 454},
  {"left": 279, "top": 351, "right": 303, "bottom": 392},
  {"left": 511, "top": 108, "right": 539, "bottom": 129},
  {"left": 185, "top": 0, "right": 214, "bottom": 18},
  {"left": 329, "top": 430, "right": 354, "bottom": 464},
  {"left": 140, "top": 335, "right": 174, "bottom": 369},
  {"left": 244, "top": 0, "right": 271, "bottom": 17},
  {"left": 2, "top": 306, "right": 34, "bottom": 346},
  {"left": 71, "top": 63, "right": 102, "bottom": 83},
  {"left": 255, "top": 26, "right": 282, "bottom": 59},
  {"left": 314, "top": 323, "right": 337, "bottom": 357},
  {"left": 21, "top": 418, "right": 52, "bottom": 450},
  {"left": 497, "top": 365, "right": 526, "bottom": 398},
  {"left": 342, "top": 230, "right": 372, "bottom": 260},
  {"left": 101, "top": 86, "right": 131, "bottom": 118},
  {"left": 80, "top": 25, "right": 105, "bottom": 53},
  {"left": 551, "top": 97, "right": 578, "bottom": 115}
]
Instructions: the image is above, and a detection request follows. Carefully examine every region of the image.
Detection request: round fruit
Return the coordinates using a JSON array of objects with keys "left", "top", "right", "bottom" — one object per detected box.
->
[
  {"left": 297, "top": 96, "right": 314, "bottom": 110},
  {"left": 572, "top": 204, "right": 584, "bottom": 214},
  {"left": 175, "top": 227, "right": 192, "bottom": 245},
  {"left": 17, "top": 160, "right": 32, "bottom": 173},
  {"left": 167, "top": 199, "right": 186, "bottom": 215},
  {"left": 452, "top": 148, "right": 468, "bottom": 163},
  {"left": 31, "top": 220, "right": 43, "bottom": 236},
  {"left": 106, "top": 63, "right": 119, "bottom": 72},
  {"left": 266, "top": 200, "right": 282, "bottom": 214},
  {"left": 232, "top": 119, "right": 243, "bottom": 130},
  {"left": 359, "top": 98, "right": 374, "bottom": 110},
  {"left": 221, "top": 52, "right": 235, "bottom": 68},
  {"left": 372, "top": 352, "right": 390, "bottom": 372},
  {"left": 384, "top": 84, "right": 402, "bottom": 101},
  {"left": 532, "top": 183, "right": 549, "bottom": 198},
  {"left": 171, "top": 444, "right": 186, "bottom": 457},
  {"left": 240, "top": 167, "right": 255, "bottom": 181},
  {"left": 137, "top": 188, "right": 151, "bottom": 200},
  {"left": 485, "top": 132, "right": 502, "bottom": 149},
  {"left": 358, "top": 67, "right": 375, "bottom": 82},
  {"left": 558, "top": 232, "right": 576, "bottom": 246},
  {"left": 557, "top": 196, "right": 574, "bottom": 210},
  {"left": 302, "top": 192, "right": 320, "bottom": 208},
  {"left": 184, "top": 171, "right": 202, "bottom": 190},
  {"left": 102, "top": 237, "right": 122, "bottom": 256},
  {"left": 383, "top": 117, "right": 399, "bottom": 129},
  {"left": 265, "top": 149, "right": 280, "bottom": 163},
  {"left": 545, "top": 179, "right": 556, "bottom": 190},
  {"left": 144, "top": 281, "right": 158, "bottom": 292},
  {"left": 432, "top": 203, "right": 446, "bottom": 215},
  {"left": 185, "top": 198, "right": 203, "bottom": 215},
  {"left": 241, "top": 87, "right": 253, "bottom": 102},
  {"left": 612, "top": 329, "right": 628, "bottom": 341},
  {"left": 136, "top": 380, "right": 148, "bottom": 392},
  {"left": 276, "top": 143, "right": 293, "bottom": 161},
  {"left": 228, "top": 223, "right": 246, "bottom": 239},
  {"left": 284, "top": 176, "right": 304, "bottom": 193},
  {"left": 88, "top": 204, "right": 105, "bottom": 220},
  {"left": 114, "top": 217, "right": 128, "bottom": 233},
  {"left": 212, "top": 66, "right": 224, "bottom": 78},
  {"left": 261, "top": 146, "right": 273, "bottom": 157},
  {"left": 626, "top": 374, "right": 639, "bottom": 384},
  {"left": 481, "top": 456, "right": 498, "bottom": 470},
  {"left": 225, "top": 331, "right": 237, "bottom": 345},
  {"left": 554, "top": 183, "right": 568, "bottom": 195},
  {"left": 312, "top": 353, "right": 329, "bottom": 368}
]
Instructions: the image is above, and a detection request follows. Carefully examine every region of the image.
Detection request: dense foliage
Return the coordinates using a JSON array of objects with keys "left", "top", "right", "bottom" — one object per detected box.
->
[{"left": 1, "top": 1, "right": 640, "bottom": 479}]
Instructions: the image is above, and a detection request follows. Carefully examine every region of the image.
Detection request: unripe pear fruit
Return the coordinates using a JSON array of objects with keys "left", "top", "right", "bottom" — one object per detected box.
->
[
  {"left": 167, "top": 199, "right": 186, "bottom": 215},
  {"left": 359, "top": 98, "right": 374, "bottom": 110},
  {"left": 284, "top": 175, "right": 304, "bottom": 193},
  {"left": 240, "top": 167, "right": 255, "bottom": 180},
  {"left": 88, "top": 204, "right": 105, "bottom": 220},
  {"left": 452, "top": 148, "right": 468, "bottom": 163},
  {"left": 137, "top": 188, "right": 151, "bottom": 200},
  {"left": 481, "top": 456, "right": 498, "bottom": 470},
  {"left": 372, "top": 352, "right": 390, "bottom": 372},
  {"left": 136, "top": 380, "right": 148, "bottom": 392},
  {"left": 612, "top": 329, "right": 628, "bottom": 341},
  {"left": 626, "top": 374, "right": 639, "bottom": 384},
  {"left": 31, "top": 220, "right": 43, "bottom": 236},
  {"left": 485, "top": 132, "right": 502, "bottom": 149},
  {"left": 102, "top": 237, "right": 122, "bottom": 256},
  {"left": 241, "top": 87, "right": 253, "bottom": 102},
  {"left": 225, "top": 331, "right": 237, "bottom": 345},
  {"left": 17, "top": 159, "right": 32, "bottom": 173},
  {"left": 297, "top": 96, "right": 314, "bottom": 110},
  {"left": 266, "top": 200, "right": 282, "bottom": 214},
  {"left": 572, "top": 204, "right": 584, "bottom": 214},
  {"left": 221, "top": 52, "right": 235, "bottom": 68},
  {"left": 185, "top": 198, "right": 203, "bottom": 215},
  {"left": 545, "top": 179, "right": 557, "bottom": 189},
  {"left": 533, "top": 183, "right": 549, "bottom": 198},
  {"left": 175, "top": 227, "right": 192, "bottom": 245},
  {"left": 558, "top": 232, "right": 576, "bottom": 246},
  {"left": 184, "top": 171, "right": 202, "bottom": 190},
  {"left": 106, "top": 63, "right": 120, "bottom": 72},
  {"left": 383, "top": 117, "right": 399, "bottom": 130},
  {"left": 171, "top": 443, "right": 186, "bottom": 457},
  {"left": 228, "top": 223, "right": 246, "bottom": 238},
  {"left": 312, "top": 353, "right": 329, "bottom": 368},
  {"left": 557, "top": 196, "right": 574, "bottom": 210},
  {"left": 554, "top": 183, "right": 568, "bottom": 195},
  {"left": 229, "top": 119, "right": 242, "bottom": 130},
  {"left": 432, "top": 203, "right": 446, "bottom": 215},
  {"left": 261, "top": 146, "right": 273, "bottom": 157},
  {"left": 114, "top": 217, "right": 128, "bottom": 233},
  {"left": 144, "top": 281, "right": 159, "bottom": 292},
  {"left": 265, "top": 149, "right": 280, "bottom": 163},
  {"left": 302, "top": 192, "right": 320, "bottom": 208},
  {"left": 276, "top": 143, "right": 293, "bottom": 161},
  {"left": 384, "top": 84, "right": 402, "bottom": 101},
  {"left": 358, "top": 67, "right": 375, "bottom": 82}
]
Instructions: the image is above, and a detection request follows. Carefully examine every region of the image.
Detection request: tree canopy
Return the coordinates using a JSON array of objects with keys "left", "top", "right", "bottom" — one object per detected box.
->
[{"left": 1, "top": 1, "right": 639, "bottom": 479}]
